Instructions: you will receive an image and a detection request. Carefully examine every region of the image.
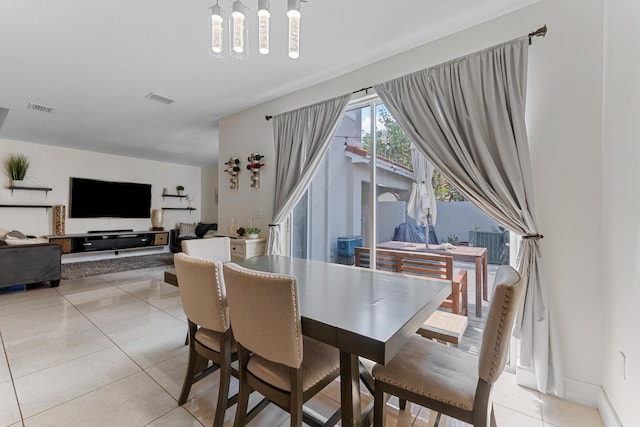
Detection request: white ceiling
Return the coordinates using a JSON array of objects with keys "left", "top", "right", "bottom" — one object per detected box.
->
[{"left": 0, "top": 0, "right": 536, "bottom": 167}]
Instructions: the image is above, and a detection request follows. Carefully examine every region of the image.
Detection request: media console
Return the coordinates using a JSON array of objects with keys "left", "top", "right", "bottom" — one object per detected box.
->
[{"left": 48, "top": 230, "right": 169, "bottom": 254}]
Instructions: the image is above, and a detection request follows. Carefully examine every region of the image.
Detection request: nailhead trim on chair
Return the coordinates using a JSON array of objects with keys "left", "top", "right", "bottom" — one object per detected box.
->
[
  {"left": 486, "top": 288, "right": 511, "bottom": 382},
  {"left": 212, "top": 260, "right": 229, "bottom": 331},
  {"left": 379, "top": 376, "right": 474, "bottom": 411},
  {"left": 225, "top": 263, "right": 303, "bottom": 365}
]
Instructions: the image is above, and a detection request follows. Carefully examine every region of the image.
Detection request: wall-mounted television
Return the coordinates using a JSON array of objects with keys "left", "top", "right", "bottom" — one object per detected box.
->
[{"left": 69, "top": 177, "right": 152, "bottom": 218}]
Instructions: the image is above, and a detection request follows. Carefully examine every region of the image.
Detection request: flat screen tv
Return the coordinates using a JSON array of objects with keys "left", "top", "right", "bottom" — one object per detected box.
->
[{"left": 69, "top": 177, "right": 152, "bottom": 218}]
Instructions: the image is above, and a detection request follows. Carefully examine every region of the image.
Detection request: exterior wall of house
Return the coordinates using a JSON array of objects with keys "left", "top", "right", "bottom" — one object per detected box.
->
[
  {"left": 0, "top": 138, "right": 203, "bottom": 238},
  {"left": 601, "top": 0, "right": 640, "bottom": 424},
  {"left": 219, "top": 0, "right": 611, "bottom": 415}
]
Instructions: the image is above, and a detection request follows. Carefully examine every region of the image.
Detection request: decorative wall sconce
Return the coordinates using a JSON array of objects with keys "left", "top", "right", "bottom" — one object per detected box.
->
[
  {"left": 246, "top": 153, "right": 265, "bottom": 188},
  {"left": 224, "top": 157, "right": 241, "bottom": 189}
]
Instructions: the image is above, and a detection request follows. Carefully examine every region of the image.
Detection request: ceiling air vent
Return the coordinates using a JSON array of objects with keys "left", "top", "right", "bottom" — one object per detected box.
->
[
  {"left": 27, "top": 102, "right": 54, "bottom": 113},
  {"left": 145, "top": 92, "right": 175, "bottom": 105}
]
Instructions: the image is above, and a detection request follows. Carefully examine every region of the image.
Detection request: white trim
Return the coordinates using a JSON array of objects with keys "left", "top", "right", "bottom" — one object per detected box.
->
[
  {"left": 598, "top": 389, "right": 624, "bottom": 427},
  {"left": 516, "top": 367, "right": 623, "bottom": 426}
]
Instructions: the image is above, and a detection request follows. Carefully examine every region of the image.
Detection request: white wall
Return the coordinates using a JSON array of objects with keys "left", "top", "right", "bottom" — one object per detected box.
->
[
  {"left": 602, "top": 0, "right": 640, "bottom": 425},
  {"left": 0, "top": 138, "right": 204, "bottom": 237},
  {"left": 201, "top": 164, "right": 218, "bottom": 224},
  {"left": 219, "top": 0, "right": 613, "bottom": 413}
]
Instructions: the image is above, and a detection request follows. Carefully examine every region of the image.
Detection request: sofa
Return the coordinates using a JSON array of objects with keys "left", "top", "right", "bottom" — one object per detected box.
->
[
  {"left": 0, "top": 243, "right": 62, "bottom": 289},
  {"left": 169, "top": 222, "right": 218, "bottom": 253}
]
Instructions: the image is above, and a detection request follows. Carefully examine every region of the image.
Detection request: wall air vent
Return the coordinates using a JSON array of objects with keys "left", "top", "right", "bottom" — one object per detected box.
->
[
  {"left": 27, "top": 102, "right": 54, "bottom": 113},
  {"left": 144, "top": 92, "right": 175, "bottom": 105}
]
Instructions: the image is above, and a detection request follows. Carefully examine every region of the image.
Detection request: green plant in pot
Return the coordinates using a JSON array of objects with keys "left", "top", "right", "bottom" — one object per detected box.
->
[
  {"left": 4, "top": 153, "right": 30, "bottom": 186},
  {"left": 176, "top": 185, "right": 184, "bottom": 195},
  {"left": 245, "top": 227, "right": 261, "bottom": 239}
]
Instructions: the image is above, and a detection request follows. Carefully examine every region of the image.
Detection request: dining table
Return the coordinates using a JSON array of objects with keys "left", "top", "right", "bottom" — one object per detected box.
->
[
  {"left": 377, "top": 240, "right": 489, "bottom": 317},
  {"left": 234, "top": 255, "right": 450, "bottom": 427}
]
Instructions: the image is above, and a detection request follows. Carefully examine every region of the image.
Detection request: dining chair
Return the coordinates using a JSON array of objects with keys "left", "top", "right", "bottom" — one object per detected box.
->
[
  {"left": 173, "top": 253, "right": 238, "bottom": 427},
  {"left": 371, "top": 265, "right": 525, "bottom": 427},
  {"left": 354, "top": 247, "right": 468, "bottom": 315},
  {"left": 223, "top": 262, "right": 342, "bottom": 427},
  {"left": 181, "top": 236, "right": 231, "bottom": 262}
]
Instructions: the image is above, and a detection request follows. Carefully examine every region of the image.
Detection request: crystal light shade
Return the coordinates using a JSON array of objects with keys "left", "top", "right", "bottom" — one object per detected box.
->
[
  {"left": 287, "top": 0, "right": 301, "bottom": 59},
  {"left": 230, "top": 0, "right": 248, "bottom": 59},
  {"left": 210, "top": 4, "right": 224, "bottom": 58},
  {"left": 257, "top": 0, "right": 271, "bottom": 55}
]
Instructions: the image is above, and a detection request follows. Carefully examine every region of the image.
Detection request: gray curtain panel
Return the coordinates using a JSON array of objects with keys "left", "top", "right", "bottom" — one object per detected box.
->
[
  {"left": 374, "top": 37, "right": 564, "bottom": 396},
  {"left": 267, "top": 94, "right": 351, "bottom": 255}
]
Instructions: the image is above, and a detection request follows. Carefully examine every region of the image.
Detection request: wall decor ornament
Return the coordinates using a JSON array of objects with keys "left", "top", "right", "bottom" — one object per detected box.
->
[
  {"left": 224, "top": 157, "right": 241, "bottom": 189},
  {"left": 246, "top": 153, "right": 265, "bottom": 188}
]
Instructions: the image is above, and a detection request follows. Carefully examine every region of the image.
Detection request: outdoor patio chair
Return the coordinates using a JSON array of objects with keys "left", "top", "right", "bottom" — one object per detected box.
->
[
  {"left": 354, "top": 247, "right": 468, "bottom": 315},
  {"left": 173, "top": 253, "right": 237, "bottom": 427},
  {"left": 223, "top": 262, "right": 342, "bottom": 427},
  {"left": 371, "top": 265, "right": 525, "bottom": 427}
]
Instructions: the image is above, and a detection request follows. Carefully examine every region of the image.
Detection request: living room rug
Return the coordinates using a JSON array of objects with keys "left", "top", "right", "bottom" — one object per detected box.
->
[{"left": 61, "top": 253, "right": 174, "bottom": 280}]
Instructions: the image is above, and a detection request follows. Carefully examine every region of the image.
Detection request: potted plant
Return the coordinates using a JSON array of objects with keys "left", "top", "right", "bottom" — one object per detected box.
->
[
  {"left": 176, "top": 185, "right": 184, "bottom": 195},
  {"left": 4, "top": 153, "right": 30, "bottom": 186},
  {"left": 245, "top": 227, "right": 261, "bottom": 239}
]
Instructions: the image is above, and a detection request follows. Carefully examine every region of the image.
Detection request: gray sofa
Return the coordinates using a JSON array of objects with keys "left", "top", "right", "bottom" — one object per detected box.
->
[{"left": 0, "top": 243, "right": 62, "bottom": 289}]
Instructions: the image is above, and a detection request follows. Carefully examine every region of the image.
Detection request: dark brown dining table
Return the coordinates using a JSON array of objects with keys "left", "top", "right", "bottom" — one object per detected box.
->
[
  {"left": 235, "top": 255, "right": 450, "bottom": 427},
  {"left": 377, "top": 241, "right": 489, "bottom": 317}
]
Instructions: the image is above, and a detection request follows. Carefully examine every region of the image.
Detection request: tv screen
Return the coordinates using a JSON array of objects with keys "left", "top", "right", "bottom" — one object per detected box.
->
[{"left": 69, "top": 177, "right": 152, "bottom": 218}]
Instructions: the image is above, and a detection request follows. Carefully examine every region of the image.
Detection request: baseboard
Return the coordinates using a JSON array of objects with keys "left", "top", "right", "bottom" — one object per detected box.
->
[
  {"left": 598, "top": 389, "right": 624, "bottom": 427},
  {"left": 516, "top": 367, "right": 623, "bottom": 426}
]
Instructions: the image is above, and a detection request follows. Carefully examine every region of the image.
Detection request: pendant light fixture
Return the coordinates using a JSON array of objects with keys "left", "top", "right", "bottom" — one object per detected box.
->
[
  {"left": 287, "top": 0, "right": 301, "bottom": 59},
  {"left": 210, "top": 2, "right": 225, "bottom": 58},
  {"left": 257, "top": 0, "right": 270, "bottom": 55},
  {"left": 230, "top": 0, "right": 248, "bottom": 59},
  {"left": 209, "top": 0, "right": 303, "bottom": 60}
]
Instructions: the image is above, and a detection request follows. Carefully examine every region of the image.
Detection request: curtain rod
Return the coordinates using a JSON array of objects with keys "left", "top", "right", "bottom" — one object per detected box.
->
[
  {"left": 528, "top": 24, "right": 547, "bottom": 45},
  {"left": 264, "top": 86, "right": 373, "bottom": 121},
  {"left": 265, "top": 27, "right": 547, "bottom": 121}
]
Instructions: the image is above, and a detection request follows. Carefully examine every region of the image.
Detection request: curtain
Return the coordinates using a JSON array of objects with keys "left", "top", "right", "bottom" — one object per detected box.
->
[
  {"left": 374, "top": 37, "right": 564, "bottom": 396},
  {"left": 267, "top": 94, "right": 351, "bottom": 255}
]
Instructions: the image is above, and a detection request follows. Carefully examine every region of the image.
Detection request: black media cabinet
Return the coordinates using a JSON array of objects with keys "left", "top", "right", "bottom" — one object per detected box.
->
[{"left": 49, "top": 230, "right": 169, "bottom": 254}]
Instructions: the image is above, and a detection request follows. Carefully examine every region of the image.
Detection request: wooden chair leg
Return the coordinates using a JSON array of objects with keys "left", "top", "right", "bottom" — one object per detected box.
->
[
  {"left": 399, "top": 398, "right": 407, "bottom": 410},
  {"left": 234, "top": 347, "right": 251, "bottom": 427},
  {"left": 178, "top": 324, "right": 199, "bottom": 405},
  {"left": 451, "top": 281, "right": 460, "bottom": 315},
  {"left": 373, "top": 379, "right": 385, "bottom": 427},
  {"left": 213, "top": 356, "right": 232, "bottom": 427}
]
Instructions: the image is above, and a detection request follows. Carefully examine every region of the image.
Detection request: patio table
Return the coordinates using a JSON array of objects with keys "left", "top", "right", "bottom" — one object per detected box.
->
[{"left": 377, "top": 241, "right": 489, "bottom": 317}]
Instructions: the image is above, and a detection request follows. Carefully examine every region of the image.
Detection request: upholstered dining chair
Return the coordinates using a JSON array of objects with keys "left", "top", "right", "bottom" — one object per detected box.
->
[
  {"left": 223, "top": 262, "right": 342, "bottom": 427},
  {"left": 181, "top": 236, "right": 231, "bottom": 262},
  {"left": 371, "top": 265, "right": 525, "bottom": 427},
  {"left": 173, "top": 253, "right": 237, "bottom": 427}
]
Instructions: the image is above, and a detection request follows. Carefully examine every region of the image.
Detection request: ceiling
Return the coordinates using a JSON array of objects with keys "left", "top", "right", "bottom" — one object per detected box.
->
[{"left": 0, "top": 0, "right": 536, "bottom": 167}]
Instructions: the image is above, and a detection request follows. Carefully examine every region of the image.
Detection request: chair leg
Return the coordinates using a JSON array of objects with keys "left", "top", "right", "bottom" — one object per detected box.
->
[
  {"left": 178, "top": 332, "right": 199, "bottom": 404},
  {"left": 233, "top": 347, "right": 251, "bottom": 427},
  {"left": 399, "top": 398, "right": 407, "bottom": 410},
  {"left": 289, "top": 367, "right": 303, "bottom": 427},
  {"left": 213, "top": 355, "right": 232, "bottom": 427},
  {"left": 373, "top": 380, "right": 385, "bottom": 427},
  {"left": 451, "top": 281, "right": 460, "bottom": 315}
]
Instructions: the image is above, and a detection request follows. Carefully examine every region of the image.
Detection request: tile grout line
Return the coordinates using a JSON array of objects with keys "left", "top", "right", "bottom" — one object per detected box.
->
[{"left": 1, "top": 330, "right": 26, "bottom": 426}]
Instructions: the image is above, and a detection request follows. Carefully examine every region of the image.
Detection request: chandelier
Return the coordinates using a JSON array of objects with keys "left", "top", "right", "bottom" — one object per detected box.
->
[{"left": 210, "top": 0, "right": 302, "bottom": 60}]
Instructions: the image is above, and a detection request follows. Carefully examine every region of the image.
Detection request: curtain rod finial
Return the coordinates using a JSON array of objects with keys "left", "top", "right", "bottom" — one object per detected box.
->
[{"left": 528, "top": 24, "right": 548, "bottom": 45}]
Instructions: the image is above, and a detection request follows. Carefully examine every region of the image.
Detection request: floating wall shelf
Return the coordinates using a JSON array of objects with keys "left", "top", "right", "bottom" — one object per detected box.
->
[
  {"left": 8, "top": 186, "right": 53, "bottom": 196},
  {"left": 161, "top": 207, "right": 196, "bottom": 211},
  {"left": 162, "top": 194, "right": 186, "bottom": 200},
  {"left": 0, "top": 204, "right": 53, "bottom": 210}
]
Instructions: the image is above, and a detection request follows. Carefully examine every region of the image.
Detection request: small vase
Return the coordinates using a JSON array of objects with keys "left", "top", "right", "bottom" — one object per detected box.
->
[
  {"left": 151, "top": 209, "right": 164, "bottom": 229},
  {"left": 247, "top": 233, "right": 259, "bottom": 239},
  {"left": 12, "top": 179, "right": 24, "bottom": 187}
]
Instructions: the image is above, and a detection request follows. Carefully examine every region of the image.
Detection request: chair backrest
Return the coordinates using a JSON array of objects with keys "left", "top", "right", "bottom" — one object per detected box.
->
[
  {"left": 355, "top": 247, "right": 453, "bottom": 280},
  {"left": 478, "top": 265, "right": 525, "bottom": 384},
  {"left": 181, "top": 237, "right": 231, "bottom": 263},
  {"left": 223, "top": 262, "right": 303, "bottom": 369},
  {"left": 174, "top": 253, "right": 229, "bottom": 333}
]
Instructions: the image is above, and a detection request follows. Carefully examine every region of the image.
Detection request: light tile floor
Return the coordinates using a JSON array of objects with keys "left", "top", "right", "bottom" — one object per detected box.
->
[{"left": 0, "top": 266, "right": 604, "bottom": 427}]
